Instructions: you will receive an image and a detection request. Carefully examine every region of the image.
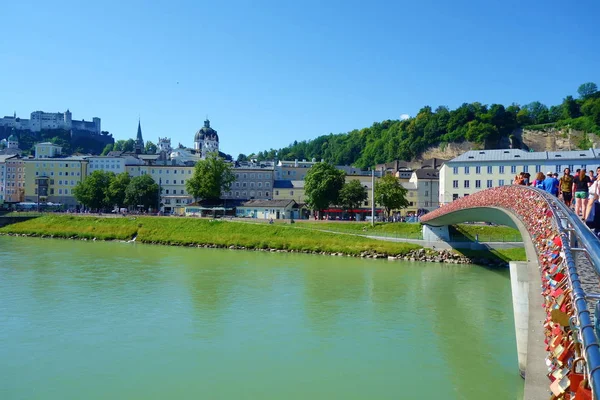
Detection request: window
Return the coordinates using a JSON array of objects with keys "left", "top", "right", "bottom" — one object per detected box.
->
[
  {"left": 499, "top": 166, "right": 505, "bottom": 174},
  {"left": 235, "top": 191, "right": 240, "bottom": 196},
  {"left": 453, "top": 180, "right": 459, "bottom": 188},
  {"left": 71, "top": 180, "right": 74, "bottom": 185},
  {"left": 290, "top": 191, "right": 294, "bottom": 195},
  {"left": 499, "top": 179, "right": 505, "bottom": 186},
  {"left": 258, "top": 182, "right": 262, "bottom": 187},
  {"left": 464, "top": 166, "right": 470, "bottom": 174},
  {"left": 475, "top": 180, "right": 481, "bottom": 188},
  {"left": 258, "top": 191, "right": 262, "bottom": 197},
  {"left": 236, "top": 173, "right": 240, "bottom": 179},
  {"left": 523, "top": 165, "right": 529, "bottom": 173},
  {"left": 582, "top": 164, "right": 587, "bottom": 170},
  {"left": 510, "top": 165, "right": 517, "bottom": 174},
  {"left": 166, "top": 189, "right": 169, "bottom": 194},
  {"left": 535, "top": 165, "right": 541, "bottom": 173},
  {"left": 59, "top": 189, "right": 63, "bottom": 194},
  {"left": 265, "top": 182, "right": 270, "bottom": 188},
  {"left": 174, "top": 170, "right": 177, "bottom": 174},
  {"left": 235, "top": 182, "right": 240, "bottom": 187},
  {"left": 556, "top": 165, "right": 561, "bottom": 173},
  {"left": 568, "top": 165, "right": 574, "bottom": 171},
  {"left": 243, "top": 182, "right": 247, "bottom": 187},
  {"left": 188, "top": 170, "right": 191, "bottom": 174},
  {"left": 424, "top": 191, "right": 429, "bottom": 196},
  {"left": 59, "top": 180, "right": 63, "bottom": 185},
  {"left": 487, "top": 166, "right": 493, "bottom": 174},
  {"left": 475, "top": 166, "right": 481, "bottom": 174},
  {"left": 464, "top": 180, "right": 470, "bottom": 188},
  {"left": 487, "top": 180, "right": 492, "bottom": 188},
  {"left": 265, "top": 192, "right": 269, "bottom": 197},
  {"left": 453, "top": 167, "right": 458, "bottom": 174},
  {"left": 425, "top": 201, "right": 429, "bottom": 207},
  {"left": 180, "top": 190, "right": 184, "bottom": 194},
  {"left": 275, "top": 190, "right": 279, "bottom": 195},
  {"left": 166, "top": 180, "right": 169, "bottom": 184}
]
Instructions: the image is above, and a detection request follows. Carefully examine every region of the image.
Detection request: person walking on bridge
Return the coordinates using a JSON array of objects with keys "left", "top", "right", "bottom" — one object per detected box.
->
[
  {"left": 559, "top": 168, "right": 574, "bottom": 207},
  {"left": 573, "top": 169, "right": 591, "bottom": 218},
  {"left": 532, "top": 172, "right": 545, "bottom": 189},
  {"left": 543, "top": 171, "right": 559, "bottom": 196}
]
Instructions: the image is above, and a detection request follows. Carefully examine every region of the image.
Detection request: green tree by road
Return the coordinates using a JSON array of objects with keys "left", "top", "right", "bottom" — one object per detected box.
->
[
  {"left": 125, "top": 175, "right": 159, "bottom": 211},
  {"left": 186, "top": 153, "right": 235, "bottom": 202},
  {"left": 108, "top": 172, "right": 131, "bottom": 209},
  {"left": 304, "top": 162, "right": 345, "bottom": 217},
  {"left": 339, "top": 179, "right": 367, "bottom": 217},
  {"left": 73, "top": 170, "right": 115, "bottom": 210},
  {"left": 374, "top": 174, "right": 409, "bottom": 217}
]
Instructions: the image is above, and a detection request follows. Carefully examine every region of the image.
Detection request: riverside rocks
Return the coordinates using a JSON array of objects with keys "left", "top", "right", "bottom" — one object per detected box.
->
[{"left": 0, "top": 232, "right": 507, "bottom": 266}]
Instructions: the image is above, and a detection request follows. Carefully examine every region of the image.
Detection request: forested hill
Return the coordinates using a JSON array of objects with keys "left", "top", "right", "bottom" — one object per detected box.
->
[{"left": 244, "top": 82, "right": 600, "bottom": 169}]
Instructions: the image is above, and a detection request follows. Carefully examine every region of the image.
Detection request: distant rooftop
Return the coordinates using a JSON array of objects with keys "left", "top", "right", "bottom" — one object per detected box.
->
[{"left": 450, "top": 148, "right": 600, "bottom": 163}]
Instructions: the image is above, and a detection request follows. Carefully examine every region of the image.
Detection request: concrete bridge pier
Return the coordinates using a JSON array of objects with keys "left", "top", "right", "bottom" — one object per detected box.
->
[
  {"left": 509, "top": 261, "right": 530, "bottom": 378},
  {"left": 422, "top": 225, "right": 450, "bottom": 241}
]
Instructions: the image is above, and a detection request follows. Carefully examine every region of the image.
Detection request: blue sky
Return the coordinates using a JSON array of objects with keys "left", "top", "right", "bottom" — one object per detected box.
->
[{"left": 1, "top": 0, "right": 598, "bottom": 157}]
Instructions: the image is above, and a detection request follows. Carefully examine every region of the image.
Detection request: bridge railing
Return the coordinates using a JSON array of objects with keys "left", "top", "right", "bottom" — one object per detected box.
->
[{"left": 422, "top": 185, "right": 600, "bottom": 398}]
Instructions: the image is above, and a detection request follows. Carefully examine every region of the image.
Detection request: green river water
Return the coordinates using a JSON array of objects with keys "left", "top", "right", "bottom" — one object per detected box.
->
[{"left": 0, "top": 237, "right": 524, "bottom": 399}]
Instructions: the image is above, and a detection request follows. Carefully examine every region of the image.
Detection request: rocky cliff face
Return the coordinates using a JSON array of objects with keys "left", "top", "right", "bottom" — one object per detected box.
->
[
  {"left": 518, "top": 128, "right": 597, "bottom": 152},
  {"left": 418, "top": 128, "right": 598, "bottom": 161}
]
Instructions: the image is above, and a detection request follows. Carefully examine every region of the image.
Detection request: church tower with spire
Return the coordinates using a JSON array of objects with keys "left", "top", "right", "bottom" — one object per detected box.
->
[{"left": 134, "top": 119, "right": 145, "bottom": 154}]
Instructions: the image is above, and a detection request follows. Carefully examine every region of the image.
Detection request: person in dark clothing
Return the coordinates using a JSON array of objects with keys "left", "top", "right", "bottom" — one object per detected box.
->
[{"left": 573, "top": 169, "right": 591, "bottom": 217}]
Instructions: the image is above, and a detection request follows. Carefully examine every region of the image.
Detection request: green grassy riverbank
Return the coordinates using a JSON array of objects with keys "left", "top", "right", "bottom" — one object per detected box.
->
[{"left": 0, "top": 215, "right": 422, "bottom": 257}]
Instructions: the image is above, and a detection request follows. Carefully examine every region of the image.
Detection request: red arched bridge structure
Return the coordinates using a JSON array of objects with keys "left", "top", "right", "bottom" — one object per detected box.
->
[{"left": 421, "top": 185, "right": 600, "bottom": 399}]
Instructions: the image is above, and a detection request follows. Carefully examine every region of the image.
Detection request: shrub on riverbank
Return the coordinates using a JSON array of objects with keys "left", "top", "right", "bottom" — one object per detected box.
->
[{"left": 0, "top": 215, "right": 421, "bottom": 257}]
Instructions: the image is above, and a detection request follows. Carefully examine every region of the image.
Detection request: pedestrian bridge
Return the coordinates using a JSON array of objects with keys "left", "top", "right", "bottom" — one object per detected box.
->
[{"left": 421, "top": 186, "right": 600, "bottom": 399}]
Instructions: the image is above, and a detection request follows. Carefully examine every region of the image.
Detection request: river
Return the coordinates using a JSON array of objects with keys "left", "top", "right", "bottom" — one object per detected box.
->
[{"left": 0, "top": 237, "right": 523, "bottom": 399}]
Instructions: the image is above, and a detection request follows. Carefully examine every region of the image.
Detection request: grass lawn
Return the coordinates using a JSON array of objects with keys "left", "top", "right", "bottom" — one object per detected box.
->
[
  {"left": 0, "top": 215, "right": 421, "bottom": 257},
  {"left": 291, "top": 220, "right": 521, "bottom": 242},
  {"left": 291, "top": 221, "right": 424, "bottom": 238},
  {"left": 454, "top": 247, "right": 526, "bottom": 262}
]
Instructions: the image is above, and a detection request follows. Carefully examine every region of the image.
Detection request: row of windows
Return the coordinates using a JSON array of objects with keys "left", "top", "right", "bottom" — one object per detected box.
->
[
  {"left": 452, "top": 179, "right": 508, "bottom": 189},
  {"left": 163, "top": 189, "right": 186, "bottom": 195},
  {"left": 36, "top": 171, "right": 80, "bottom": 177},
  {"left": 234, "top": 181, "right": 271, "bottom": 188},
  {"left": 235, "top": 173, "right": 273, "bottom": 179},
  {"left": 35, "top": 188, "right": 71, "bottom": 195},
  {"left": 1, "top": 182, "right": 22, "bottom": 187},
  {"left": 4, "top": 167, "right": 23, "bottom": 172},
  {"left": 226, "top": 191, "right": 271, "bottom": 198},
  {"left": 453, "top": 164, "right": 591, "bottom": 175},
  {"left": 151, "top": 169, "right": 192, "bottom": 175},
  {"left": 274, "top": 190, "right": 294, "bottom": 196},
  {"left": 35, "top": 163, "right": 79, "bottom": 168}
]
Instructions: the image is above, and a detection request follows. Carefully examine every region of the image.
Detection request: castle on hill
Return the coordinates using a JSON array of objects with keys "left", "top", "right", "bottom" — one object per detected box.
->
[{"left": 0, "top": 109, "right": 101, "bottom": 133}]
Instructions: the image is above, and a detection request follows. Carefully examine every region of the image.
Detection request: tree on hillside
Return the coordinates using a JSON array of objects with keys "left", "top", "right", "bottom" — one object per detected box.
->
[
  {"left": 581, "top": 98, "right": 600, "bottom": 126},
  {"left": 304, "top": 162, "right": 345, "bottom": 216},
  {"left": 339, "top": 179, "right": 368, "bottom": 217},
  {"left": 107, "top": 172, "right": 131, "bottom": 209},
  {"left": 122, "top": 139, "right": 136, "bottom": 153},
  {"left": 145, "top": 141, "right": 157, "bottom": 154},
  {"left": 113, "top": 140, "right": 126, "bottom": 151},
  {"left": 101, "top": 143, "right": 114, "bottom": 155},
  {"left": 186, "top": 153, "right": 235, "bottom": 202},
  {"left": 125, "top": 175, "right": 159, "bottom": 211},
  {"left": 374, "top": 174, "right": 409, "bottom": 218},
  {"left": 237, "top": 153, "right": 249, "bottom": 162},
  {"left": 578, "top": 82, "right": 598, "bottom": 99},
  {"left": 561, "top": 96, "right": 581, "bottom": 119},
  {"left": 73, "top": 170, "right": 115, "bottom": 210}
]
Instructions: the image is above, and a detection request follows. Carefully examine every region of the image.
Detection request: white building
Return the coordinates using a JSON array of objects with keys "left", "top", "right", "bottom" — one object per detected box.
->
[
  {"left": 194, "top": 119, "right": 219, "bottom": 159},
  {"left": 409, "top": 169, "right": 440, "bottom": 211},
  {"left": 34, "top": 142, "right": 63, "bottom": 159},
  {"left": 0, "top": 110, "right": 101, "bottom": 133},
  {"left": 440, "top": 148, "right": 600, "bottom": 204}
]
